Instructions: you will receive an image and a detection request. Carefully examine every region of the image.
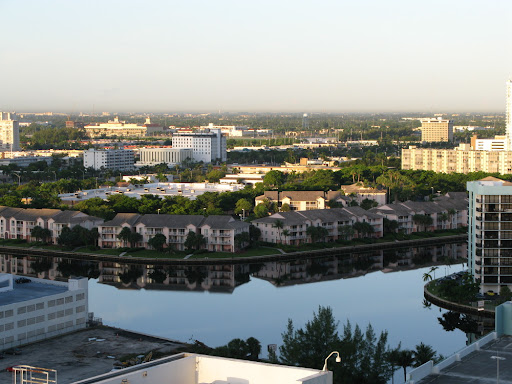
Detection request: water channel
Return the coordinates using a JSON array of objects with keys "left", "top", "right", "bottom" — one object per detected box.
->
[{"left": 2, "top": 241, "right": 483, "bottom": 362}]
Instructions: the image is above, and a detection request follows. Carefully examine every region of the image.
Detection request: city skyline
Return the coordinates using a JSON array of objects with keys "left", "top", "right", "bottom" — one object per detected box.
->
[{"left": 1, "top": 0, "right": 511, "bottom": 113}]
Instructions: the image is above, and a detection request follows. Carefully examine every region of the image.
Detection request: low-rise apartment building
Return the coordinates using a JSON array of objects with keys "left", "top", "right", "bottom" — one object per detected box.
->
[
  {"left": 252, "top": 207, "right": 383, "bottom": 245},
  {"left": 98, "top": 213, "right": 250, "bottom": 253},
  {"left": 370, "top": 193, "right": 468, "bottom": 234},
  {"left": 0, "top": 206, "right": 102, "bottom": 242},
  {"left": 0, "top": 274, "right": 88, "bottom": 351}
]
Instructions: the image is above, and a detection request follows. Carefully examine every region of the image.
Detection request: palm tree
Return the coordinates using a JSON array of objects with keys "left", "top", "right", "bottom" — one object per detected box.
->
[
  {"left": 413, "top": 343, "right": 437, "bottom": 367},
  {"left": 422, "top": 272, "right": 432, "bottom": 282},
  {"left": 117, "top": 227, "right": 132, "bottom": 248},
  {"left": 396, "top": 349, "right": 415, "bottom": 382},
  {"left": 281, "top": 229, "right": 290, "bottom": 245},
  {"left": 274, "top": 220, "right": 284, "bottom": 244},
  {"left": 429, "top": 266, "right": 439, "bottom": 280}
]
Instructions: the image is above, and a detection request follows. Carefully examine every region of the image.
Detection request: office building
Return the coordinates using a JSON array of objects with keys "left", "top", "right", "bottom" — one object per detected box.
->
[
  {"left": 83, "top": 148, "right": 135, "bottom": 171},
  {"left": 172, "top": 128, "right": 227, "bottom": 163},
  {"left": 472, "top": 135, "right": 507, "bottom": 151},
  {"left": 420, "top": 117, "right": 453, "bottom": 142},
  {"left": 136, "top": 147, "right": 193, "bottom": 167},
  {"left": 0, "top": 112, "right": 20, "bottom": 151},
  {"left": 84, "top": 117, "right": 164, "bottom": 138},
  {"left": 467, "top": 177, "right": 512, "bottom": 293},
  {"left": 401, "top": 144, "right": 512, "bottom": 174},
  {"left": 0, "top": 274, "right": 88, "bottom": 351}
]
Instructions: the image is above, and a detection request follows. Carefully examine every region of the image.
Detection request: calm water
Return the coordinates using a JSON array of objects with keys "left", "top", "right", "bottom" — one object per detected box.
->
[
  {"left": 2, "top": 243, "right": 473, "bottom": 362},
  {"left": 82, "top": 244, "right": 470, "bottom": 359}
]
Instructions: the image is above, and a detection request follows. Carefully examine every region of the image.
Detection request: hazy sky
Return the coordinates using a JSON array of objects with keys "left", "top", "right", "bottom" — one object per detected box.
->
[{"left": 1, "top": 0, "right": 511, "bottom": 113}]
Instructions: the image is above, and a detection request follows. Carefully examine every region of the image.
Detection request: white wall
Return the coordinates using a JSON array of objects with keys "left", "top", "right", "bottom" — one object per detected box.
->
[{"left": 197, "top": 355, "right": 330, "bottom": 384}]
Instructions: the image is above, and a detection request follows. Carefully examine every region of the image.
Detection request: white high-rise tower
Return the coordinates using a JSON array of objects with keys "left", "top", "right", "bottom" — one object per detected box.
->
[{"left": 506, "top": 79, "right": 512, "bottom": 150}]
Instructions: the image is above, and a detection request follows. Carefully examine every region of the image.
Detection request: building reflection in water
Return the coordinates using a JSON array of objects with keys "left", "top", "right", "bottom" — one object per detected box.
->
[{"left": 0, "top": 242, "right": 466, "bottom": 293}]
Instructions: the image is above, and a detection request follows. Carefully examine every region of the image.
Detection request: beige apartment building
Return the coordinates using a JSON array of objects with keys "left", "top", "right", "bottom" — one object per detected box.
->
[
  {"left": 420, "top": 118, "right": 453, "bottom": 142},
  {"left": 401, "top": 144, "right": 512, "bottom": 174}
]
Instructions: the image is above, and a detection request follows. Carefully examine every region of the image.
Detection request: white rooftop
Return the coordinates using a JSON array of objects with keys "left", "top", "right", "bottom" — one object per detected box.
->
[{"left": 73, "top": 353, "right": 332, "bottom": 384}]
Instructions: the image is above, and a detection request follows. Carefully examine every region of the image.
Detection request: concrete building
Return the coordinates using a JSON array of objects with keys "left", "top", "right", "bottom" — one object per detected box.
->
[
  {"left": 401, "top": 144, "right": 512, "bottom": 174},
  {"left": 0, "top": 274, "right": 88, "bottom": 351},
  {"left": 253, "top": 207, "right": 383, "bottom": 245},
  {"left": 99, "top": 213, "right": 250, "bottom": 252},
  {"left": 0, "top": 112, "right": 20, "bottom": 151},
  {"left": 472, "top": 135, "right": 507, "bottom": 151},
  {"left": 136, "top": 147, "right": 193, "bottom": 167},
  {"left": 0, "top": 206, "right": 102, "bottom": 243},
  {"left": 420, "top": 117, "right": 453, "bottom": 142},
  {"left": 255, "top": 191, "right": 345, "bottom": 211},
  {"left": 370, "top": 193, "right": 468, "bottom": 234},
  {"left": 467, "top": 177, "right": 512, "bottom": 293},
  {"left": 172, "top": 128, "right": 227, "bottom": 163},
  {"left": 84, "top": 117, "right": 165, "bottom": 138},
  {"left": 83, "top": 148, "right": 135, "bottom": 171},
  {"left": 73, "top": 352, "right": 332, "bottom": 384},
  {"left": 58, "top": 182, "right": 243, "bottom": 205}
]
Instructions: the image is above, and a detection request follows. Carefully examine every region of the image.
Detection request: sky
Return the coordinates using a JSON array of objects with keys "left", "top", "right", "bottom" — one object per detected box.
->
[{"left": 1, "top": 0, "right": 511, "bottom": 113}]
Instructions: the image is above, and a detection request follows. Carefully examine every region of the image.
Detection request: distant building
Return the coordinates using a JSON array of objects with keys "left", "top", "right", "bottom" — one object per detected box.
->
[
  {"left": 0, "top": 274, "right": 88, "bottom": 351},
  {"left": 136, "top": 147, "right": 193, "bottom": 167},
  {"left": 472, "top": 135, "right": 507, "bottom": 151},
  {"left": 401, "top": 144, "right": 512, "bottom": 174},
  {"left": 507, "top": 79, "right": 512, "bottom": 149},
  {"left": 467, "top": 177, "right": 512, "bottom": 293},
  {"left": 84, "top": 117, "right": 164, "bottom": 138},
  {"left": 340, "top": 183, "right": 387, "bottom": 206},
  {"left": 83, "top": 148, "right": 135, "bottom": 171},
  {"left": 255, "top": 190, "right": 345, "bottom": 211},
  {"left": 0, "top": 112, "right": 20, "bottom": 151},
  {"left": 420, "top": 117, "right": 453, "bottom": 142},
  {"left": 172, "top": 128, "right": 227, "bottom": 163}
]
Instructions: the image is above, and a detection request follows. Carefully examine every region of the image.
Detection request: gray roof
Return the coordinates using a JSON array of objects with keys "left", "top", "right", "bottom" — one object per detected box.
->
[
  {"left": 252, "top": 211, "right": 308, "bottom": 226},
  {"left": 102, "top": 213, "right": 141, "bottom": 227},
  {"left": 400, "top": 201, "right": 446, "bottom": 214},
  {"left": 341, "top": 206, "right": 383, "bottom": 219},
  {"left": 256, "top": 190, "right": 328, "bottom": 202},
  {"left": 201, "top": 215, "right": 249, "bottom": 230},
  {"left": 370, "top": 203, "right": 414, "bottom": 216},
  {"left": 137, "top": 214, "right": 204, "bottom": 228}
]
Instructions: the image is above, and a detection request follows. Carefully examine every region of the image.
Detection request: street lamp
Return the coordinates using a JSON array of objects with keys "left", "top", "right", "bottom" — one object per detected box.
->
[
  {"left": 322, "top": 351, "right": 341, "bottom": 371},
  {"left": 491, "top": 353, "right": 505, "bottom": 384},
  {"left": 157, "top": 209, "right": 161, "bottom": 215},
  {"left": 12, "top": 172, "right": 21, "bottom": 186}
]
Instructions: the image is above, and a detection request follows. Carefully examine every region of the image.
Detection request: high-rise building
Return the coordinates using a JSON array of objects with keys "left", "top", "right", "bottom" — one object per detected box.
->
[
  {"left": 172, "top": 128, "right": 227, "bottom": 163},
  {"left": 506, "top": 79, "right": 512, "bottom": 150},
  {"left": 420, "top": 117, "right": 453, "bottom": 142},
  {"left": 467, "top": 177, "right": 512, "bottom": 293},
  {"left": 83, "top": 148, "right": 135, "bottom": 171},
  {"left": 0, "top": 112, "right": 20, "bottom": 151}
]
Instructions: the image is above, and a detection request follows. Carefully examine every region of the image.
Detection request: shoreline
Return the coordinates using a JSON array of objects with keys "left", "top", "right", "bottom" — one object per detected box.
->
[{"left": 0, "top": 234, "right": 466, "bottom": 265}]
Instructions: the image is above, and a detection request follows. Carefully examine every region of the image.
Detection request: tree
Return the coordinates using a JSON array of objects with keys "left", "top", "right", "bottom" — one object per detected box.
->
[
  {"left": 246, "top": 337, "right": 261, "bottom": 360},
  {"left": 500, "top": 285, "right": 512, "bottom": 302},
  {"left": 422, "top": 272, "right": 432, "bottom": 282},
  {"left": 235, "top": 198, "right": 253, "bottom": 216},
  {"left": 413, "top": 214, "right": 433, "bottom": 232},
  {"left": 396, "top": 349, "right": 415, "bottom": 381},
  {"left": 234, "top": 232, "right": 250, "bottom": 250},
  {"left": 281, "top": 203, "right": 291, "bottom": 212},
  {"left": 254, "top": 204, "right": 269, "bottom": 218},
  {"left": 306, "top": 226, "right": 329, "bottom": 243},
  {"left": 249, "top": 225, "right": 261, "bottom": 245},
  {"left": 148, "top": 233, "right": 167, "bottom": 252},
  {"left": 280, "top": 306, "right": 393, "bottom": 384},
  {"left": 338, "top": 225, "right": 354, "bottom": 241},
  {"left": 184, "top": 231, "right": 197, "bottom": 251},
  {"left": 413, "top": 343, "right": 437, "bottom": 367},
  {"left": 117, "top": 226, "right": 133, "bottom": 248},
  {"left": 263, "top": 170, "right": 285, "bottom": 188},
  {"left": 352, "top": 221, "right": 374, "bottom": 238},
  {"left": 128, "top": 232, "right": 143, "bottom": 248},
  {"left": 274, "top": 219, "right": 284, "bottom": 243},
  {"left": 31, "top": 225, "right": 45, "bottom": 242},
  {"left": 383, "top": 218, "right": 399, "bottom": 235},
  {"left": 281, "top": 229, "right": 290, "bottom": 244},
  {"left": 360, "top": 198, "right": 378, "bottom": 210}
]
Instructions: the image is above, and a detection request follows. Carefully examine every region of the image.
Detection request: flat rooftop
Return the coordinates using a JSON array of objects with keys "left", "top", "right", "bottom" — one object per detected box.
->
[
  {"left": 417, "top": 336, "right": 512, "bottom": 384},
  {"left": 0, "top": 280, "right": 67, "bottom": 306}
]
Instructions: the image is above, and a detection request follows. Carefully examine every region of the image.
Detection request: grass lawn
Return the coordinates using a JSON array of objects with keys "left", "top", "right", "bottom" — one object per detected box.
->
[
  {"left": 75, "top": 248, "right": 127, "bottom": 256},
  {"left": 125, "top": 249, "right": 189, "bottom": 259},
  {"left": 189, "top": 247, "right": 283, "bottom": 259},
  {"left": 0, "top": 241, "right": 33, "bottom": 248}
]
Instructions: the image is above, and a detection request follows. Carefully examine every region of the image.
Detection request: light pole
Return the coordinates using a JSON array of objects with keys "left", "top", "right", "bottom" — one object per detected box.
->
[
  {"left": 12, "top": 172, "right": 21, "bottom": 186},
  {"left": 322, "top": 351, "right": 341, "bottom": 371},
  {"left": 157, "top": 209, "right": 161, "bottom": 215},
  {"left": 491, "top": 353, "right": 505, "bottom": 384},
  {"left": 242, "top": 208, "right": 245, "bottom": 221}
]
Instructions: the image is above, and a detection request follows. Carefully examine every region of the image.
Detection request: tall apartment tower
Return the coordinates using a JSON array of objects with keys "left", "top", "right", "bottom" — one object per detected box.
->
[
  {"left": 467, "top": 177, "right": 512, "bottom": 293},
  {"left": 0, "top": 112, "right": 20, "bottom": 151},
  {"left": 506, "top": 80, "right": 512, "bottom": 150},
  {"left": 420, "top": 117, "right": 454, "bottom": 142}
]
